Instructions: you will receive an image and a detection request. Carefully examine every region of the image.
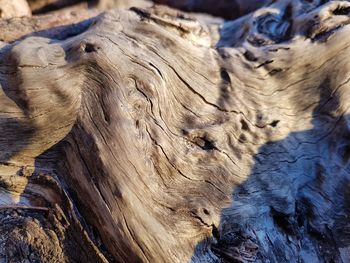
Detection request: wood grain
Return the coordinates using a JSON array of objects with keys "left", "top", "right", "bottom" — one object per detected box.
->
[{"left": 1, "top": 0, "right": 350, "bottom": 262}]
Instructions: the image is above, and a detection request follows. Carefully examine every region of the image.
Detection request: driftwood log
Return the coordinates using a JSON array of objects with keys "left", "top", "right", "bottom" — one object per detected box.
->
[{"left": 1, "top": 0, "right": 350, "bottom": 262}]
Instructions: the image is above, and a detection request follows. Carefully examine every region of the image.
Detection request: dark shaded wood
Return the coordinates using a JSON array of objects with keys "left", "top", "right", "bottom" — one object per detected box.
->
[{"left": 152, "top": 0, "right": 273, "bottom": 19}]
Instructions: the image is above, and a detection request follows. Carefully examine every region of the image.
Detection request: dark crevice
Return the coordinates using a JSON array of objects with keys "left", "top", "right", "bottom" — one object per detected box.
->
[
  {"left": 270, "top": 207, "right": 297, "bottom": 236},
  {"left": 268, "top": 68, "right": 284, "bottom": 76},
  {"left": 211, "top": 224, "right": 220, "bottom": 239},
  {"left": 84, "top": 43, "right": 99, "bottom": 53},
  {"left": 311, "top": 26, "right": 341, "bottom": 42},
  {"left": 269, "top": 120, "right": 280, "bottom": 127},
  {"left": 243, "top": 50, "right": 258, "bottom": 62},
  {"left": 333, "top": 6, "right": 350, "bottom": 16},
  {"left": 255, "top": 60, "right": 274, "bottom": 69},
  {"left": 192, "top": 136, "right": 216, "bottom": 151},
  {"left": 148, "top": 62, "right": 164, "bottom": 79},
  {"left": 220, "top": 69, "right": 231, "bottom": 84},
  {"left": 190, "top": 211, "right": 211, "bottom": 228},
  {"left": 240, "top": 119, "right": 250, "bottom": 131}
]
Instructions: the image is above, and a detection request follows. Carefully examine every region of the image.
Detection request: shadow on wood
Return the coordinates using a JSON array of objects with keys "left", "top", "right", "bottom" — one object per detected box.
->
[{"left": 192, "top": 91, "right": 350, "bottom": 262}]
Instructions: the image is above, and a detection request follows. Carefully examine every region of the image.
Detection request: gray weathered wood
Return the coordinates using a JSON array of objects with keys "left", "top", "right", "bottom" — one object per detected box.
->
[{"left": 1, "top": 0, "right": 350, "bottom": 262}]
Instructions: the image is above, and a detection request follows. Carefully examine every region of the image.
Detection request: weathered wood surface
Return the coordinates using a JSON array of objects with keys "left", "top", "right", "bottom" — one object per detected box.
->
[
  {"left": 0, "top": 7, "right": 99, "bottom": 42},
  {"left": 0, "top": 0, "right": 31, "bottom": 18},
  {"left": 0, "top": 1, "right": 150, "bottom": 42},
  {"left": 1, "top": 0, "right": 350, "bottom": 262}
]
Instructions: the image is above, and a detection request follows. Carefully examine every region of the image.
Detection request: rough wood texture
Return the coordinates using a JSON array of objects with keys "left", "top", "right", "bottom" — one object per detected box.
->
[
  {"left": 1, "top": 0, "right": 350, "bottom": 262},
  {"left": 0, "top": 1, "right": 155, "bottom": 43}
]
